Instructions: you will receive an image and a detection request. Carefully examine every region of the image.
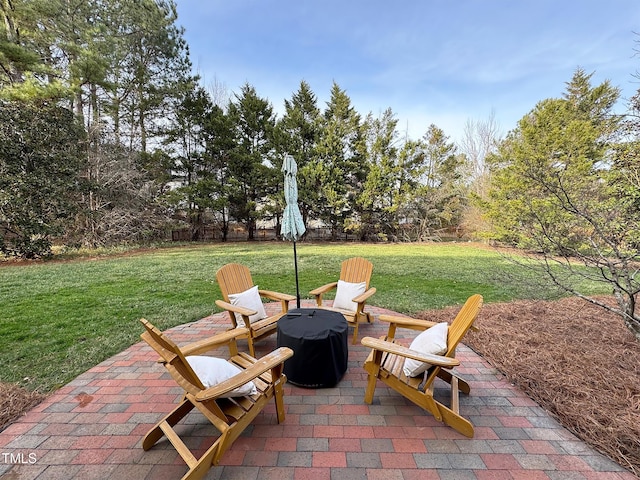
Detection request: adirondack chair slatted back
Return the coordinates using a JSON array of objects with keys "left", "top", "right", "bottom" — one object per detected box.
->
[
  {"left": 341, "top": 257, "right": 373, "bottom": 287},
  {"left": 216, "top": 263, "right": 255, "bottom": 300},
  {"left": 445, "top": 293, "right": 482, "bottom": 357},
  {"left": 215, "top": 262, "right": 295, "bottom": 356},
  {"left": 423, "top": 293, "right": 483, "bottom": 389},
  {"left": 140, "top": 319, "right": 204, "bottom": 394},
  {"left": 309, "top": 256, "right": 377, "bottom": 344}
]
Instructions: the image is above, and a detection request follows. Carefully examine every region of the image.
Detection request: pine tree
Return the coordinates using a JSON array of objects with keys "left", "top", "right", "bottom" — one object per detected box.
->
[{"left": 227, "top": 83, "right": 276, "bottom": 240}]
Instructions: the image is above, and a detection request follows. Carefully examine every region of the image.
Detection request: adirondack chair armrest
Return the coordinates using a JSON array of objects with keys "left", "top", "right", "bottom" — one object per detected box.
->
[
  {"left": 361, "top": 336, "right": 460, "bottom": 368},
  {"left": 259, "top": 290, "right": 296, "bottom": 312},
  {"left": 195, "top": 347, "right": 294, "bottom": 401},
  {"left": 309, "top": 282, "right": 338, "bottom": 296},
  {"left": 352, "top": 287, "right": 376, "bottom": 303},
  {"left": 181, "top": 327, "right": 251, "bottom": 356},
  {"left": 215, "top": 299, "right": 255, "bottom": 328},
  {"left": 258, "top": 290, "right": 296, "bottom": 302},
  {"left": 378, "top": 314, "right": 439, "bottom": 331},
  {"left": 141, "top": 330, "right": 174, "bottom": 364},
  {"left": 215, "top": 299, "right": 256, "bottom": 317}
]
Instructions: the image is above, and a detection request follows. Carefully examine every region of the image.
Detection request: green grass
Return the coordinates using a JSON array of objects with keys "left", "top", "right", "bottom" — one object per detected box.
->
[{"left": 0, "top": 242, "right": 611, "bottom": 393}]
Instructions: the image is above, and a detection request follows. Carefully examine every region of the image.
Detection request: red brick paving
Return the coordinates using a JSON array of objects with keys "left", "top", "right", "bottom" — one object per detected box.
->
[{"left": 0, "top": 300, "right": 636, "bottom": 479}]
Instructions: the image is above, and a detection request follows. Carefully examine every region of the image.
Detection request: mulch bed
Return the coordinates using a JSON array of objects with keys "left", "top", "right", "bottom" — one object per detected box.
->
[
  {"left": 0, "top": 383, "right": 46, "bottom": 432},
  {"left": 416, "top": 295, "right": 640, "bottom": 476}
]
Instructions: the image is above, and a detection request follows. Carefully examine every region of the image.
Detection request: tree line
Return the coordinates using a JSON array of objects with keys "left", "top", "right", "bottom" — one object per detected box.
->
[{"left": 1, "top": 0, "right": 483, "bottom": 256}]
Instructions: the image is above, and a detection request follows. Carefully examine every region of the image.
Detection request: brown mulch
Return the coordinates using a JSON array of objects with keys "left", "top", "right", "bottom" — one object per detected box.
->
[
  {"left": 0, "top": 383, "right": 46, "bottom": 432},
  {"left": 416, "top": 295, "right": 640, "bottom": 476},
  {"left": 1, "top": 296, "right": 639, "bottom": 475}
]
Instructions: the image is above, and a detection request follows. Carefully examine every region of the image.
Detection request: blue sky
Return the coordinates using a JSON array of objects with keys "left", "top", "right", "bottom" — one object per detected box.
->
[{"left": 174, "top": 1, "right": 640, "bottom": 143}]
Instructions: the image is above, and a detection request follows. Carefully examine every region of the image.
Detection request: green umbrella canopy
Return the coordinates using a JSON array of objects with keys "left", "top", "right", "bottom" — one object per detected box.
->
[
  {"left": 281, "top": 154, "right": 306, "bottom": 241},
  {"left": 281, "top": 154, "right": 306, "bottom": 308}
]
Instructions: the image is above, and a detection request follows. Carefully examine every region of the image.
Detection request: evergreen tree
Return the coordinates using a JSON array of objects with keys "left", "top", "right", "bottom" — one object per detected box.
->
[
  {"left": 484, "top": 69, "right": 640, "bottom": 339},
  {"left": 276, "top": 80, "right": 321, "bottom": 229},
  {"left": 0, "top": 101, "right": 87, "bottom": 257},
  {"left": 163, "top": 82, "right": 212, "bottom": 240},
  {"left": 0, "top": 0, "right": 68, "bottom": 99},
  {"left": 227, "top": 83, "right": 276, "bottom": 240},
  {"left": 202, "top": 104, "right": 236, "bottom": 241},
  {"left": 357, "top": 108, "right": 401, "bottom": 240},
  {"left": 408, "top": 124, "right": 465, "bottom": 240},
  {"left": 315, "top": 82, "right": 365, "bottom": 240}
]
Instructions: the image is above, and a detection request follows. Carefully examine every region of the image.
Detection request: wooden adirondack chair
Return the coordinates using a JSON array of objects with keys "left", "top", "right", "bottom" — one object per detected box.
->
[
  {"left": 361, "top": 294, "right": 483, "bottom": 438},
  {"left": 215, "top": 263, "right": 296, "bottom": 357},
  {"left": 309, "top": 256, "right": 377, "bottom": 344},
  {"left": 139, "top": 319, "right": 293, "bottom": 480}
]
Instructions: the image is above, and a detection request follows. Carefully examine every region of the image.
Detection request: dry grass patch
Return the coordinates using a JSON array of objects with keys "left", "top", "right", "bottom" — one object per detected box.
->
[{"left": 417, "top": 295, "right": 640, "bottom": 476}]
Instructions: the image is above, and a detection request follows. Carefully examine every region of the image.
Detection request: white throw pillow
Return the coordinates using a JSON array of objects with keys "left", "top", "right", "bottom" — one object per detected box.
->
[
  {"left": 403, "top": 322, "right": 449, "bottom": 377},
  {"left": 228, "top": 285, "right": 267, "bottom": 326},
  {"left": 333, "top": 280, "right": 367, "bottom": 312},
  {"left": 186, "top": 355, "right": 257, "bottom": 398}
]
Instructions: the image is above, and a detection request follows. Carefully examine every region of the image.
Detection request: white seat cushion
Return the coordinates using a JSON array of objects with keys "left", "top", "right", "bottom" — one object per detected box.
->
[
  {"left": 186, "top": 355, "right": 257, "bottom": 398},
  {"left": 228, "top": 285, "right": 267, "bottom": 325},
  {"left": 403, "top": 322, "right": 449, "bottom": 377},
  {"left": 332, "top": 280, "right": 366, "bottom": 312}
]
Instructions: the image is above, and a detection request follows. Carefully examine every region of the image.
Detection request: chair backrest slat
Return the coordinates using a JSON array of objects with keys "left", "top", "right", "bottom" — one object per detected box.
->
[
  {"left": 140, "top": 319, "right": 205, "bottom": 393},
  {"left": 446, "top": 294, "right": 483, "bottom": 357},
  {"left": 422, "top": 294, "right": 482, "bottom": 390},
  {"left": 340, "top": 257, "right": 373, "bottom": 287},
  {"left": 216, "top": 263, "right": 254, "bottom": 300}
]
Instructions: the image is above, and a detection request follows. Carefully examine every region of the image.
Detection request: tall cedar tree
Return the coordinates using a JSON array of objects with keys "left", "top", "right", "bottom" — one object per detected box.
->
[
  {"left": 275, "top": 80, "right": 322, "bottom": 229},
  {"left": 202, "top": 104, "right": 236, "bottom": 241},
  {"left": 163, "top": 82, "right": 212, "bottom": 240},
  {"left": 315, "top": 82, "right": 366, "bottom": 240},
  {"left": 227, "top": 83, "right": 277, "bottom": 240},
  {"left": 358, "top": 108, "right": 400, "bottom": 240}
]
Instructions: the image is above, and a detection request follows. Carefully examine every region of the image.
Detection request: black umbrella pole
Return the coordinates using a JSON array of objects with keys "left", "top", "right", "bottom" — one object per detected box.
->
[{"left": 294, "top": 240, "right": 301, "bottom": 309}]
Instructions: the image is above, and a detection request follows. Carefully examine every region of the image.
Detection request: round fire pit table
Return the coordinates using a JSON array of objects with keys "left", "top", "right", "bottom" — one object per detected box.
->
[{"left": 276, "top": 308, "right": 348, "bottom": 388}]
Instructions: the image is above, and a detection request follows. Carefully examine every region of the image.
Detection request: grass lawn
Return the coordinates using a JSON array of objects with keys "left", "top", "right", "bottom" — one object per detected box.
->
[{"left": 0, "top": 242, "right": 610, "bottom": 393}]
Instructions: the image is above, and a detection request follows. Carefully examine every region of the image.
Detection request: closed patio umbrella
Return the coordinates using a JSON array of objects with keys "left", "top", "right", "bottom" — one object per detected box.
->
[{"left": 281, "top": 154, "right": 306, "bottom": 309}]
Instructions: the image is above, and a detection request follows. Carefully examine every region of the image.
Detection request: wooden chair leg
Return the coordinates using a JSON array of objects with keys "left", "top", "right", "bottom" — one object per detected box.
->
[
  {"left": 450, "top": 376, "right": 460, "bottom": 414},
  {"left": 363, "top": 354, "right": 382, "bottom": 404},
  {"left": 142, "top": 398, "right": 195, "bottom": 451},
  {"left": 273, "top": 376, "right": 287, "bottom": 423},
  {"left": 434, "top": 401, "right": 474, "bottom": 438},
  {"left": 438, "top": 369, "right": 471, "bottom": 395},
  {"left": 181, "top": 441, "right": 222, "bottom": 480},
  {"left": 247, "top": 334, "right": 256, "bottom": 358},
  {"left": 364, "top": 373, "right": 378, "bottom": 404}
]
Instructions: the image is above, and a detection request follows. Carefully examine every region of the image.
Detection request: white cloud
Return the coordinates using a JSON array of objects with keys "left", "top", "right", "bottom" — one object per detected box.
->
[{"left": 177, "top": 0, "right": 640, "bottom": 143}]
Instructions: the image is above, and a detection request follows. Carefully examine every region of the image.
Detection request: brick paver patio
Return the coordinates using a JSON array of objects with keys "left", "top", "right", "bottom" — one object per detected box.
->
[{"left": 1, "top": 301, "right": 635, "bottom": 479}]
